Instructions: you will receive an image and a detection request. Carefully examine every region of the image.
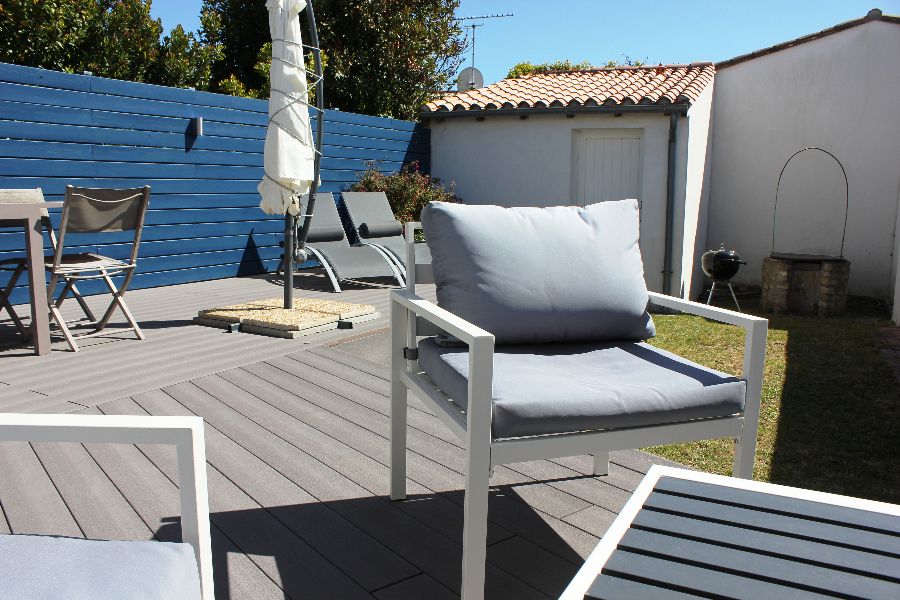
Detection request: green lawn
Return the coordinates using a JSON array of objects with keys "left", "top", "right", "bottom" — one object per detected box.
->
[{"left": 645, "top": 298, "right": 900, "bottom": 503}]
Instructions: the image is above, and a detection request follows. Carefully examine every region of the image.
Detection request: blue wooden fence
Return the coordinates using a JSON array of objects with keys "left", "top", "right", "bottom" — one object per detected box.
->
[{"left": 0, "top": 62, "right": 428, "bottom": 305}]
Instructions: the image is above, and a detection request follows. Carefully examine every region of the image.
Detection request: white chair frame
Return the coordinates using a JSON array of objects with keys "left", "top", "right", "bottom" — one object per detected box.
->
[
  {"left": 0, "top": 413, "right": 214, "bottom": 600},
  {"left": 389, "top": 222, "right": 768, "bottom": 600}
]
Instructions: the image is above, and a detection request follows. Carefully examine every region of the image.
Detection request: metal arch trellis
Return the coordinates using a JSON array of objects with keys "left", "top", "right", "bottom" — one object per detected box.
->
[
  {"left": 772, "top": 146, "right": 849, "bottom": 259},
  {"left": 265, "top": 0, "right": 325, "bottom": 309}
]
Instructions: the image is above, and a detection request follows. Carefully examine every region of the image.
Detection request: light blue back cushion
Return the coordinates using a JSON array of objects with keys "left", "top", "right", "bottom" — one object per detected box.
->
[
  {"left": 0, "top": 534, "right": 201, "bottom": 600},
  {"left": 421, "top": 200, "right": 655, "bottom": 344}
]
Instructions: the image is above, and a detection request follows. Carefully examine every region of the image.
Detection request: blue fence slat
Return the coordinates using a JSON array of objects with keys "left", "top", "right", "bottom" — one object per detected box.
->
[
  {"left": 0, "top": 61, "right": 429, "bottom": 300},
  {"left": 0, "top": 157, "right": 401, "bottom": 179}
]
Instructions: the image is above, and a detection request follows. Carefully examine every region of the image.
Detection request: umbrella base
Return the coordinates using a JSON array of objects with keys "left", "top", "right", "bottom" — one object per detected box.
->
[{"left": 194, "top": 298, "right": 379, "bottom": 339}]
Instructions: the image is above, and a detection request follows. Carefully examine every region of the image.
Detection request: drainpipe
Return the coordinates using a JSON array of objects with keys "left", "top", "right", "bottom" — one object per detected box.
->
[{"left": 663, "top": 111, "right": 679, "bottom": 295}]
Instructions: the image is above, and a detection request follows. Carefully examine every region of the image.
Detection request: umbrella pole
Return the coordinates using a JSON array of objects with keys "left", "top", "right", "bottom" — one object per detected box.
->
[
  {"left": 284, "top": 213, "right": 294, "bottom": 309},
  {"left": 287, "top": 0, "right": 325, "bottom": 309}
]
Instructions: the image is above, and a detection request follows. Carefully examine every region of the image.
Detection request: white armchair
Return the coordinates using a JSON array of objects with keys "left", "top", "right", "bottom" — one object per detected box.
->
[
  {"left": 0, "top": 413, "right": 213, "bottom": 600},
  {"left": 389, "top": 203, "right": 767, "bottom": 600}
]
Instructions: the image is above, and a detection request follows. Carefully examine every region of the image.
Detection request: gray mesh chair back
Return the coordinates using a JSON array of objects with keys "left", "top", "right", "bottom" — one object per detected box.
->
[
  {"left": 291, "top": 193, "right": 404, "bottom": 292},
  {"left": 47, "top": 186, "right": 151, "bottom": 352},
  {"left": 62, "top": 187, "right": 147, "bottom": 233},
  {"left": 341, "top": 191, "right": 429, "bottom": 271},
  {"left": 0, "top": 189, "right": 48, "bottom": 337}
]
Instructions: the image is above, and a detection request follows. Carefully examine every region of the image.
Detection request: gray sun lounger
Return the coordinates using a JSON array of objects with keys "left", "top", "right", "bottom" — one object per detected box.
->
[
  {"left": 341, "top": 191, "right": 431, "bottom": 277},
  {"left": 291, "top": 193, "right": 404, "bottom": 292}
]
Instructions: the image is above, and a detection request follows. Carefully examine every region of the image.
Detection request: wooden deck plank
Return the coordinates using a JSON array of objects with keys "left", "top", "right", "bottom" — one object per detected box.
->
[
  {"left": 99, "top": 395, "right": 375, "bottom": 600},
  {"left": 212, "top": 362, "right": 594, "bottom": 588},
  {"left": 130, "top": 388, "right": 421, "bottom": 593},
  {"left": 169, "top": 374, "right": 548, "bottom": 599},
  {"left": 213, "top": 365, "right": 513, "bottom": 546},
  {"left": 84, "top": 406, "right": 288, "bottom": 600},
  {"left": 0, "top": 441, "right": 81, "bottom": 537},
  {"left": 32, "top": 440, "right": 153, "bottom": 541},
  {"left": 373, "top": 574, "right": 457, "bottom": 600},
  {"left": 233, "top": 359, "right": 599, "bottom": 559},
  {"left": 268, "top": 352, "right": 624, "bottom": 523}
]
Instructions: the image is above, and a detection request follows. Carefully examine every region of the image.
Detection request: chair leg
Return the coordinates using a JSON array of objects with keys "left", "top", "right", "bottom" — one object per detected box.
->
[
  {"left": 733, "top": 432, "right": 756, "bottom": 479},
  {"left": 69, "top": 281, "right": 97, "bottom": 322},
  {"left": 49, "top": 303, "right": 79, "bottom": 352},
  {"left": 389, "top": 297, "right": 407, "bottom": 500},
  {"left": 461, "top": 439, "right": 491, "bottom": 600},
  {"left": 592, "top": 453, "right": 609, "bottom": 476},
  {"left": 97, "top": 272, "right": 145, "bottom": 340}
]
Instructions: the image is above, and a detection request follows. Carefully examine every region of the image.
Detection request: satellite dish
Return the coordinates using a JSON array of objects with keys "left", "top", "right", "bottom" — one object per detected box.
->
[{"left": 457, "top": 67, "right": 484, "bottom": 91}]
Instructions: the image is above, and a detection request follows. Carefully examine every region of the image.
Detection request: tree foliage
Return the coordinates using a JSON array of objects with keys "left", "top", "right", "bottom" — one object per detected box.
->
[
  {"left": 0, "top": 0, "right": 99, "bottom": 72},
  {"left": 0, "top": 0, "right": 223, "bottom": 90},
  {"left": 507, "top": 55, "right": 649, "bottom": 79},
  {"left": 202, "top": 0, "right": 465, "bottom": 119}
]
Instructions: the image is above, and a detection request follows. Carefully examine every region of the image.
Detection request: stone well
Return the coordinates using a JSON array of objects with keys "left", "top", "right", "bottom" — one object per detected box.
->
[{"left": 761, "top": 256, "right": 850, "bottom": 316}]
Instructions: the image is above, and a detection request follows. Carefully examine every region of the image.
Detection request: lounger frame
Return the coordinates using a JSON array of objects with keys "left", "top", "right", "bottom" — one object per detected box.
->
[{"left": 390, "top": 222, "right": 768, "bottom": 600}]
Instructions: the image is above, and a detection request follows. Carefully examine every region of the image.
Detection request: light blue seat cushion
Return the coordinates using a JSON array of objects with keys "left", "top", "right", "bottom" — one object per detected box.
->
[
  {"left": 0, "top": 534, "right": 201, "bottom": 600},
  {"left": 418, "top": 338, "right": 746, "bottom": 439},
  {"left": 421, "top": 200, "right": 655, "bottom": 344}
]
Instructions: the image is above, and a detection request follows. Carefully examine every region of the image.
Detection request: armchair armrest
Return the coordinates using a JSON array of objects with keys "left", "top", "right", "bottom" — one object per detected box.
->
[
  {"left": 648, "top": 291, "right": 767, "bottom": 477},
  {"left": 390, "top": 289, "right": 494, "bottom": 345},
  {"left": 648, "top": 291, "right": 766, "bottom": 329},
  {"left": 0, "top": 413, "right": 213, "bottom": 600}
]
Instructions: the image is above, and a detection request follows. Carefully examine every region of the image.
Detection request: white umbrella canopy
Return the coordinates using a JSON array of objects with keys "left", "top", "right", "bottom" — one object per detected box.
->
[{"left": 258, "top": 0, "right": 316, "bottom": 216}]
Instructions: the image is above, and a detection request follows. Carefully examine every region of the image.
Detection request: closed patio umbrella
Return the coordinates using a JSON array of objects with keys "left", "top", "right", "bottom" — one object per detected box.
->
[{"left": 258, "top": 0, "right": 324, "bottom": 308}]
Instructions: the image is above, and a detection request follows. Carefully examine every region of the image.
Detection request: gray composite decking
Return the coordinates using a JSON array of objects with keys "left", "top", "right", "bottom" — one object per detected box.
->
[{"left": 0, "top": 272, "right": 684, "bottom": 599}]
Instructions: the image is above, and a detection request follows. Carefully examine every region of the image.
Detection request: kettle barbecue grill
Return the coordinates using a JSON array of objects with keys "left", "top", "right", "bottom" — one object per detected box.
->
[{"left": 701, "top": 244, "right": 747, "bottom": 310}]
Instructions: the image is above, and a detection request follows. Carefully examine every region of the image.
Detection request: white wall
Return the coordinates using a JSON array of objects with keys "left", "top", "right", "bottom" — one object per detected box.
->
[
  {"left": 675, "top": 81, "right": 715, "bottom": 299},
  {"left": 428, "top": 112, "right": 687, "bottom": 292},
  {"left": 708, "top": 21, "right": 900, "bottom": 298}
]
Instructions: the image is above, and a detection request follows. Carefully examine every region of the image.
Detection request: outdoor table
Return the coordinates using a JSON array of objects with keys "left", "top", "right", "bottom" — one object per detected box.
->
[
  {"left": 0, "top": 201, "right": 62, "bottom": 355},
  {"left": 561, "top": 465, "right": 900, "bottom": 600}
]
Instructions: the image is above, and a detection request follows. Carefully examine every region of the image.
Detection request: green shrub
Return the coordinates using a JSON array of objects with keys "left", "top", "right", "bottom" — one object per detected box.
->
[{"left": 349, "top": 161, "right": 459, "bottom": 224}]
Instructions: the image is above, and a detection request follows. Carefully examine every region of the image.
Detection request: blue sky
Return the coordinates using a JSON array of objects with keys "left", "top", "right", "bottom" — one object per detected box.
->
[{"left": 151, "top": 0, "right": 900, "bottom": 84}]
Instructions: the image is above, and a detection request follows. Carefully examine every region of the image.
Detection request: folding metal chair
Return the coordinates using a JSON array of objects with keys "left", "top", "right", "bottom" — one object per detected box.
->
[
  {"left": 0, "top": 189, "right": 95, "bottom": 341},
  {"left": 47, "top": 186, "right": 150, "bottom": 352}
]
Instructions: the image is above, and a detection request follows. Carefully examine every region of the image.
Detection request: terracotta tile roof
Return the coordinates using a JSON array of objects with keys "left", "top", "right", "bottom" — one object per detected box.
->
[{"left": 422, "top": 63, "right": 715, "bottom": 115}]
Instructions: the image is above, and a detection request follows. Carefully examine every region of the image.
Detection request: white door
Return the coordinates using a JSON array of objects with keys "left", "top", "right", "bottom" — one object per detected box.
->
[
  {"left": 572, "top": 128, "right": 663, "bottom": 290},
  {"left": 573, "top": 129, "right": 643, "bottom": 210}
]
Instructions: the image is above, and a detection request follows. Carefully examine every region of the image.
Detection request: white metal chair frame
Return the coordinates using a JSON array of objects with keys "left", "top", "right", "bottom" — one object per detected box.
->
[
  {"left": 389, "top": 222, "right": 768, "bottom": 600},
  {"left": 47, "top": 186, "right": 151, "bottom": 351},
  {"left": 0, "top": 412, "right": 214, "bottom": 600}
]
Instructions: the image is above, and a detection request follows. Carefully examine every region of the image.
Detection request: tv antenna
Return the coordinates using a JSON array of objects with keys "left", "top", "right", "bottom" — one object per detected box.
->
[{"left": 454, "top": 13, "right": 513, "bottom": 90}]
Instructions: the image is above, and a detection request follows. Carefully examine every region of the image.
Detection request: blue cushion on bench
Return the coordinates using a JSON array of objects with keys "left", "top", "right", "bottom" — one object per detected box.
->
[
  {"left": 421, "top": 199, "right": 655, "bottom": 344},
  {"left": 418, "top": 338, "right": 746, "bottom": 439},
  {"left": 0, "top": 534, "right": 201, "bottom": 600}
]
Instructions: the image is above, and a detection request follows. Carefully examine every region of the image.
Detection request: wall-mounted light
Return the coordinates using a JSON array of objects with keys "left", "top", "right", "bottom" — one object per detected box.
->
[{"left": 189, "top": 117, "right": 204, "bottom": 136}]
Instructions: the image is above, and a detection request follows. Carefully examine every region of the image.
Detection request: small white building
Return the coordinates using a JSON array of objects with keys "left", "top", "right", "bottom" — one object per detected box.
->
[
  {"left": 422, "top": 64, "right": 716, "bottom": 297},
  {"left": 423, "top": 9, "right": 900, "bottom": 317}
]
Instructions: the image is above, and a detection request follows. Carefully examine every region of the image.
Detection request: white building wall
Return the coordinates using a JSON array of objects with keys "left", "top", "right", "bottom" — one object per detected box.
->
[
  {"left": 676, "top": 81, "right": 715, "bottom": 299},
  {"left": 707, "top": 20, "right": 900, "bottom": 298},
  {"left": 428, "top": 112, "right": 698, "bottom": 293}
]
